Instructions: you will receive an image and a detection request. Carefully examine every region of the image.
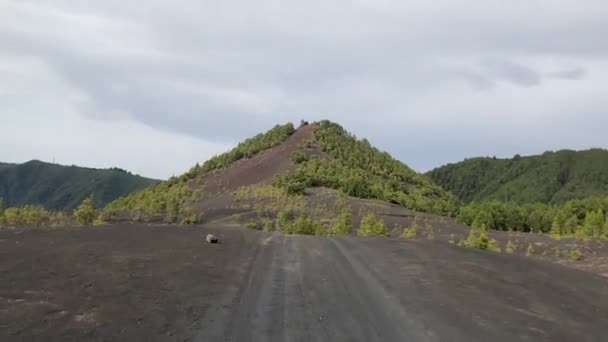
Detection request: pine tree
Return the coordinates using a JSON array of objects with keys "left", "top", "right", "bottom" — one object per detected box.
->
[
  {"left": 582, "top": 209, "right": 605, "bottom": 238},
  {"left": 550, "top": 218, "right": 562, "bottom": 238},
  {"left": 74, "top": 197, "right": 98, "bottom": 225}
]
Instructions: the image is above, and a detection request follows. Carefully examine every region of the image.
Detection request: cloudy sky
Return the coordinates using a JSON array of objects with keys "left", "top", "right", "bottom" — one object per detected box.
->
[{"left": 1, "top": 0, "right": 607, "bottom": 179}]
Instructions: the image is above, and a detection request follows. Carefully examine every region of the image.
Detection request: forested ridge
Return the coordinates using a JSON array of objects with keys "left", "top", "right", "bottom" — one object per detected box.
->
[
  {"left": 427, "top": 149, "right": 608, "bottom": 204},
  {"left": 0, "top": 160, "right": 158, "bottom": 210}
]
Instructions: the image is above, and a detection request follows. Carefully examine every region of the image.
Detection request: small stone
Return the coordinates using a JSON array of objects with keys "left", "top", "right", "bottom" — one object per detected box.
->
[{"left": 206, "top": 234, "right": 218, "bottom": 244}]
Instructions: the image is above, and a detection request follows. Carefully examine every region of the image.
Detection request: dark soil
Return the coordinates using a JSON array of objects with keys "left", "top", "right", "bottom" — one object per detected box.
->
[
  {"left": 0, "top": 224, "right": 259, "bottom": 342},
  {"left": 2, "top": 223, "right": 608, "bottom": 341}
]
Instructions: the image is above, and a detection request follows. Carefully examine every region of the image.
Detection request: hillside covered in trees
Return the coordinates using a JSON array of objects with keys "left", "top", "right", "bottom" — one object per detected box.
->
[
  {"left": 0, "top": 160, "right": 159, "bottom": 210},
  {"left": 274, "top": 121, "right": 456, "bottom": 214},
  {"left": 427, "top": 149, "right": 608, "bottom": 204}
]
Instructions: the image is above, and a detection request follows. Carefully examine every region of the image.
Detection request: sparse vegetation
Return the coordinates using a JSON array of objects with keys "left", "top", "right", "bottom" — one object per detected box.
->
[
  {"left": 569, "top": 249, "right": 583, "bottom": 261},
  {"left": 506, "top": 240, "right": 516, "bottom": 253},
  {"left": 275, "top": 121, "right": 457, "bottom": 215},
  {"left": 245, "top": 221, "right": 258, "bottom": 230},
  {"left": 263, "top": 219, "right": 275, "bottom": 232},
  {"left": 401, "top": 221, "right": 419, "bottom": 239},
  {"left": 197, "top": 123, "right": 296, "bottom": 175},
  {"left": 358, "top": 213, "right": 388, "bottom": 237},
  {"left": 460, "top": 224, "right": 500, "bottom": 252},
  {"left": 526, "top": 243, "right": 535, "bottom": 256},
  {"left": 282, "top": 216, "right": 323, "bottom": 235}
]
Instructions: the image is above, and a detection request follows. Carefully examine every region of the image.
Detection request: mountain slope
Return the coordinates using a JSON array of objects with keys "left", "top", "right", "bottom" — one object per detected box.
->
[
  {"left": 107, "top": 121, "right": 456, "bottom": 224},
  {"left": 427, "top": 149, "right": 608, "bottom": 204},
  {"left": 0, "top": 160, "right": 160, "bottom": 210}
]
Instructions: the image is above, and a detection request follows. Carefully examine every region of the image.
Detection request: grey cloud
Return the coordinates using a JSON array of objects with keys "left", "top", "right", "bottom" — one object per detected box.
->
[
  {"left": 481, "top": 60, "right": 541, "bottom": 87},
  {"left": 550, "top": 67, "right": 585, "bottom": 80},
  {"left": 1, "top": 1, "right": 608, "bottom": 174}
]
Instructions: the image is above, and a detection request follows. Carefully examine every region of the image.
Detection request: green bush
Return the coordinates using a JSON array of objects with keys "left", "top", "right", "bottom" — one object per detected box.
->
[
  {"left": 460, "top": 224, "right": 500, "bottom": 252},
  {"left": 278, "top": 207, "right": 296, "bottom": 229},
  {"left": 358, "top": 213, "right": 388, "bottom": 237},
  {"left": 263, "top": 219, "right": 275, "bottom": 232},
  {"left": 569, "top": 249, "right": 583, "bottom": 261},
  {"left": 283, "top": 216, "right": 321, "bottom": 235},
  {"left": 245, "top": 221, "right": 258, "bottom": 230},
  {"left": 74, "top": 197, "right": 98, "bottom": 225},
  {"left": 330, "top": 208, "right": 353, "bottom": 235},
  {"left": 292, "top": 151, "right": 309, "bottom": 164},
  {"left": 505, "top": 240, "right": 516, "bottom": 253}
]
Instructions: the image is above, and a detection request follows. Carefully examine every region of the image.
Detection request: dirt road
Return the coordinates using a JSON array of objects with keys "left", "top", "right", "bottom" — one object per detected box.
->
[{"left": 2, "top": 223, "right": 608, "bottom": 341}]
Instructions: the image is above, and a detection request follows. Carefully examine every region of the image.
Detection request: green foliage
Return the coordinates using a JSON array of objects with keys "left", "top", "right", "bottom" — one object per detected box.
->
[
  {"left": 278, "top": 207, "right": 296, "bottom": 229},
  {"left": 106, "top": 182, "right": 196, "bottom": 223},
  {"left": 427, "top": 149, "right": 608, "bottom": 204},
  {"left": 74, "top": 197, "right": 98, "bottom": 225},
  {"left": 401, "top": 221, "right": 418, "bottom": 239},
  {"left": 106, "top": 123, "right": 296, "bottom": 222},
  {"left": 0, "top": 160, "right": 159, "bottom": 211},
  {"left": 291, "top": 151, "right": 309, "bottom": 164},
  {"left": 275, "top": 121, "right": 457, "bottom": 215},
  {"left": 245, "top": 221, "right": 258, "bottom": 230},
  {"left": 456, "top": 197, "right": 608, "bottom": 239},
  {"left": 582, "top": 209, "right": 605, "bottom": 238},
  {"left": 526, "top": 243, "right": 535, "bottom": 256},
  {"left": 506, "top": 240, "right": 516, "bottom": 253},
  {"left": 569, "top": 249, "right": 583, "bottom": 261},
  {"left": 330, "top": 208, "right": 353, "bottom": 235},
  {"left": 282, "top": 216, "right": 322, "bottom": 235},
  {"left": 358, "top": 213, "right": 388, "bottom": 237},
  {"left": 0, "top": 204, "right": 73, "bottom": 228},
  {"left": 461, "top": 224, "right": 500, "bottom": 252},
  {"left": 263, "top": 219, "right": 275, "bottom": 232}
]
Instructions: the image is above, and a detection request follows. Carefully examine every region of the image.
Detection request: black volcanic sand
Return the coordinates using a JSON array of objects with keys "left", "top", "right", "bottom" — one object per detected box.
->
[{"left": 1, "top": 223, "right": 608, "bottom": 341}]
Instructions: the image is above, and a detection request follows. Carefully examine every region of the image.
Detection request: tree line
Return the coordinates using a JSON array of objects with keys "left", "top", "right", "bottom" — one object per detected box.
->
[{"left": 456, "top": 196, "right": 608, "bottom": 238}]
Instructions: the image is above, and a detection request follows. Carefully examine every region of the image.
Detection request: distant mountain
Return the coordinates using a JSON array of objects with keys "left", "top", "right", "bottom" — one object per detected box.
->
[
  {"left": 0, "top": 160, "right": 160, "bottom": 210},
  {"left": 427, "top": 149, "right": 608, "bottom": 204}
]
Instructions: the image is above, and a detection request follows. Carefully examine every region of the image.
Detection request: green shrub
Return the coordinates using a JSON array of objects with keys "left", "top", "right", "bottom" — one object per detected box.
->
[
  {"left": 505, "top": 240, "right": 516, "bottom": 253},
  {"left": 74, "top": 197, "right": 98, "bottom": 225},
  {"left": 461, "top": 224, "right": 500, "bottom": 252},
  {"left": 569, "top": 249, "right": 583, "bottom": 261},
  {"left": 283, "top": 216, "right": 320, "bottom": 235},
  {"left": 331, "top": 208, "right": 353, "bottom": 235},
  {"left": 401, "top": 220, "right": 419, "bottom": 239},
  {"left": 278, "top": 207, "right": 296, "bottom": 229},
  {"left": 292, "top": 151, "right": 309, "bottom": 164},
  {"left": 245, "top": 221, "right": 258, "bottom": 230},
  {"left": 358, "top": 213, "right": 388, "bottom": 237},
  {"left": 526, "top": 243, "right": 534, "bottom": 256},
  {"left": 263, "top": 219, "right": 275, "bottom": 232}
]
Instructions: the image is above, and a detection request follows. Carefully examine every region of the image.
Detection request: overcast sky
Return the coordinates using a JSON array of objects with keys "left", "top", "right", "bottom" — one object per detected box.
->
[{"left": 1, "top": 1, "right": 607, "bottom": 179}]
